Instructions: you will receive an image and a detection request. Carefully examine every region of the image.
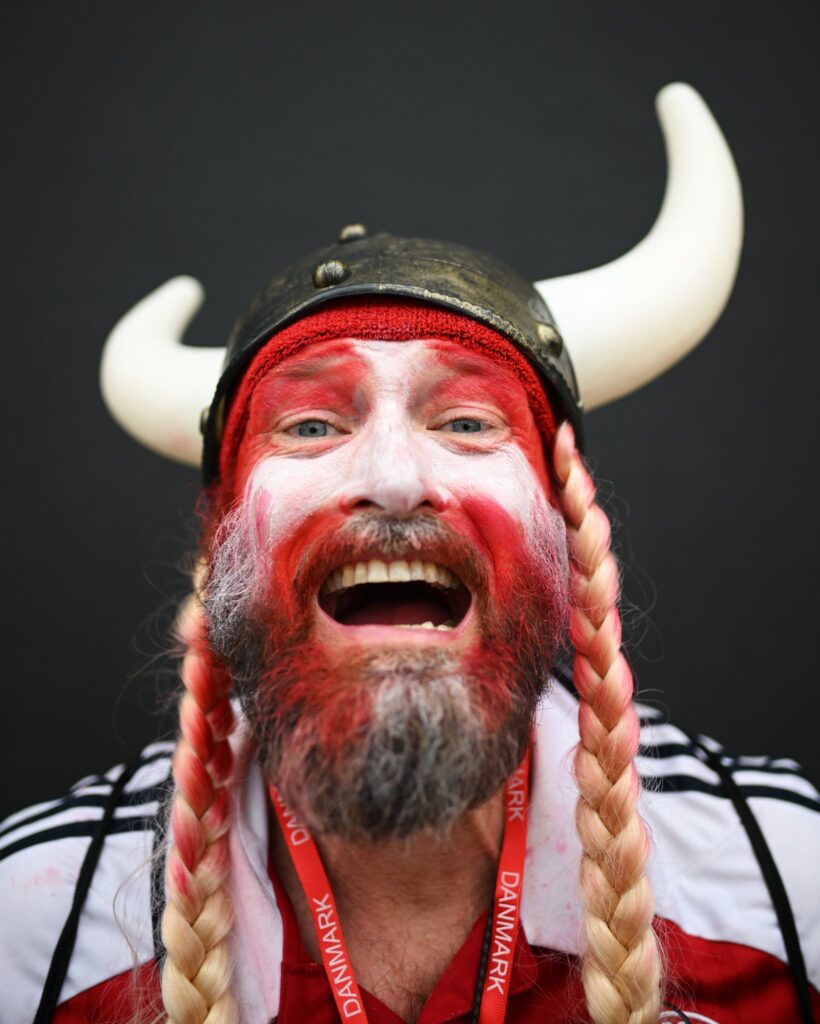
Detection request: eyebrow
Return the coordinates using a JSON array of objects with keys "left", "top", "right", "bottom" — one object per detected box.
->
[
  {"left": 272, "top": 351, "right": 364, "bottom": 381},
  {"left": 414, "top": 347, "right": 523, "bottom": 404},
  {"left": 427, "top": 345, "right": 501, "bottom": 375},
  {"left": 249, "top": 346, "right": 369, "bottom": 422}
]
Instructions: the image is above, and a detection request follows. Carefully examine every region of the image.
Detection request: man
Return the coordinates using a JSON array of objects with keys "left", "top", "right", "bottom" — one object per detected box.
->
[{"left": 2, "top": 84, "right": 818, "bottom": 1024}]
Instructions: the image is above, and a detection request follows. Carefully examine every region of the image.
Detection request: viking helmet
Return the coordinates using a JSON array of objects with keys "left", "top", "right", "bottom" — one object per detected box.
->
[{"left": 99, "top": 83, "right": 743, "bottom": 473}]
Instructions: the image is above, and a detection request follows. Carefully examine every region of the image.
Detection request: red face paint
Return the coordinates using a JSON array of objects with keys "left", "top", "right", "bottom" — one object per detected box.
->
[
  {"left": 232, "top": 340, "right": 368, "bottom": 494},
  {"left": 214, "top": 297, "right": 558, "bottom": 506},
  {"left": 418, "top": 344, "right": 551, "bottom": 489},
  {"left": 207, "top": 325, "right": 568, "bottom": 793},
  {"left": 216, "top": 493, "right": 567, "bottom": 765},
  {"left": 231, "top": 337, "right": 551, "bottom": 504}
]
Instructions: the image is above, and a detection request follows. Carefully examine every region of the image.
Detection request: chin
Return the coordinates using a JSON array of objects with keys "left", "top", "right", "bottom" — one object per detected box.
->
[{"left": 249, "top": 639, "right": 540, "bottom": 841}]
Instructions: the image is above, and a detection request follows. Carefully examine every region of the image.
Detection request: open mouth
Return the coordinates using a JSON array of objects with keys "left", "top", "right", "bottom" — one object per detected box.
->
[{"left": 318, "top": 559, "right": 472, "bottom": 631}]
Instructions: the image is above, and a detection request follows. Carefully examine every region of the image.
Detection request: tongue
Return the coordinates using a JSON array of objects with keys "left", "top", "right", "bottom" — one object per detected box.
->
[{"left": 342, "top": 599, "right": 448, "bottom": 627}]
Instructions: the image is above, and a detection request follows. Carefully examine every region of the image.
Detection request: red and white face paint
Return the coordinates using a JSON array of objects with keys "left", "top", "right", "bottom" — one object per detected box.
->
[
  {"left": 206, "top": 336, "right": 569, "bottom": 838},
  {"left": 242, "top": 338, "right": 551, "bottom": 620}
]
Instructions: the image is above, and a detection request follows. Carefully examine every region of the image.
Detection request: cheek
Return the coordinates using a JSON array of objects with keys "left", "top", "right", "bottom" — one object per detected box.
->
[
  {"left": 437, "top": 444, "right": 548, "bottom": 530},
  {"left": 454, "top": 495, "right": 541, "bottom": 602},
  {"left": 245, "top": 458, "right": 332, "bottom": 560},
  {"left": 244, "top": 455, "right": 355, "bottom": 609},
  {"left": 233, "top": 433, "right": 271, "bottom": 500},
  {"left": 494, "top": 408, "right": 550, "bottom": 495},
  {"left": 517, "top": 428, "right": 551, "bottom": 496}
]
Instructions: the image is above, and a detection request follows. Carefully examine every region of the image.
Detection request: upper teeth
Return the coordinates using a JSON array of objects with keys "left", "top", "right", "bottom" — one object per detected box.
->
[{"left": 321, "top": 560, "right": 460, "bottom": 595}]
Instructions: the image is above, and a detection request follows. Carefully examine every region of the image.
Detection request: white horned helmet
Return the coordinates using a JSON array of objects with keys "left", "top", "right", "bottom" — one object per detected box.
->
[{"left": 99, "top": 83, "right": 743, "bottom": 470}]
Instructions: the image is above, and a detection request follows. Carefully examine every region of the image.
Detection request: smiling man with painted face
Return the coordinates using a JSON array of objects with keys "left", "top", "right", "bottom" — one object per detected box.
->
[
  {"left": 208, "top": 318, "right": 569, "bottom": 851},
  {"left": 2, "top": 84, "right": 820, "bottom": 1024}
]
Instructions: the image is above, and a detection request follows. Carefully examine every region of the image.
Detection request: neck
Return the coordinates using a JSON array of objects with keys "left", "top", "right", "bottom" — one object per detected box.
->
[
  {"left": 319, "top": 793, "right": 504, "bottom": 913},
  {"left": 270, "top": 791, "right": 506, "bottom": 1022}
]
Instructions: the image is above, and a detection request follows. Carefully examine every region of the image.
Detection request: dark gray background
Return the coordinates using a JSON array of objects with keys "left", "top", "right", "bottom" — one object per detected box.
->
[{"left": 2, "top": 2, "right": 817, "bottom": 821}]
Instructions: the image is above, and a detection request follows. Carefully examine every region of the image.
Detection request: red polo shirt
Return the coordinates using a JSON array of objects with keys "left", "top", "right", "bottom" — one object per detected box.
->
[{"left": 268, "top": 864, "right": 586, "bottom": 1023}]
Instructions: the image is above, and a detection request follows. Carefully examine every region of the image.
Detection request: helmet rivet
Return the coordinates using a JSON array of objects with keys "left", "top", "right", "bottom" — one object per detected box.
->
[
  {"left": 313, "top": 259, "right": 350, "bottom": 288},
  {"left": 338, "top": 223, "right": 369, "bottom": 243},
  {"left": 537, "top": 322, "right": 563, "bottom": 356}
]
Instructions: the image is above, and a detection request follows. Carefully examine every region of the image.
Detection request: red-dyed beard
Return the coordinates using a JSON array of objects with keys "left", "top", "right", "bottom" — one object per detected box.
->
[{"left": 205, "top": 501, "right": 569, "bottom": 840}]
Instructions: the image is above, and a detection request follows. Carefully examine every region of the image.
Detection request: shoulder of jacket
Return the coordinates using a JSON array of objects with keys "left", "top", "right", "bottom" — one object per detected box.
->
[
  {"left": 551, "top": 664, "right": 820, "bottom": 986},
  {"left": 551, "top": 661, "right": 819, "bottom": 818},
  {"left": 0, "top": 743, "right": 172, "bottom": 1024}
]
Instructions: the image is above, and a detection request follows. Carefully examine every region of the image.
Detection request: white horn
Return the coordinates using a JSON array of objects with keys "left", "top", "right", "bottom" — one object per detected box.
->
[
  {"left": 536, "top": 82, "right": 743, "bottom": 410},
  {"left": 99, "top": 276, "right": 225, "bottom": 466}
]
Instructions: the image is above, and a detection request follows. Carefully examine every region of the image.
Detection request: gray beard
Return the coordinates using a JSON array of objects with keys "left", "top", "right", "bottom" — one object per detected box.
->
[{"left": 205, "top": 505, "right": 568, "bottom": 841}]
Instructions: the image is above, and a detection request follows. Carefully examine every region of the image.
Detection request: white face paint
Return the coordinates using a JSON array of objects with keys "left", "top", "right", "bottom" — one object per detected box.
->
[{"left": 241, "top": 338, "right": 552, "bottom": 552}]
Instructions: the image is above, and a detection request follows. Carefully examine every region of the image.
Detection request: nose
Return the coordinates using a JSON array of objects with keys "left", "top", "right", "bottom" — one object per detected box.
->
[{"left": 338, "top": 420, "right": 447, "bottom": 517}]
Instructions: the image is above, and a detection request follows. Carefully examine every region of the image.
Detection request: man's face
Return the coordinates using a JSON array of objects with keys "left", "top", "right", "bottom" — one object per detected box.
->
[{"left": 207, "top": 337, "right": 569, "bottom": 839}]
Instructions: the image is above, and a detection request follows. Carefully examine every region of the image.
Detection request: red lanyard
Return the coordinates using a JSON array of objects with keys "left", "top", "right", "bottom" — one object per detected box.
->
[{"left": 269, "top": 748, "right": 530, "bottom": 1024}]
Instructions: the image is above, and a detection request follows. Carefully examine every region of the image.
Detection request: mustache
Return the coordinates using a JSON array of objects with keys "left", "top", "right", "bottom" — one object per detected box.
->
[{"left": 293, "top": 510, "right": 490, "bottom": 599}]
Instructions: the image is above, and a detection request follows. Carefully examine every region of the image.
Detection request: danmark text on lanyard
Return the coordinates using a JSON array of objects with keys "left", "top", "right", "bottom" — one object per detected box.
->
[{"left": 269, "top": 748, "right": 530, "bottom": 1024}]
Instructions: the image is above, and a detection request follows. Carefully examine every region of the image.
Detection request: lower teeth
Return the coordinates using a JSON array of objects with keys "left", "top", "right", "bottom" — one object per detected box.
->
[{"left": 396, "top": 620, "right": 455, "bottom": 631}]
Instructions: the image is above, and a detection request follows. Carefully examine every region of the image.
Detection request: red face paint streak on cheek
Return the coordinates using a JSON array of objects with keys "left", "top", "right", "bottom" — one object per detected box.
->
[
  {"left": 513, "top": 425, "right": 550, "bottom": 495},
  {"left": 252, "top": 506, "right": 378, "bottom": 760},
  {"left": 253, "top": 487, "right": 273, "bottom": 545},
  {"left": 456, "top": 492, "right": 568, "bottom": 728},
  {"left": 261, "top": 508, "right": 354, "bottom": 621},
  {"left": 455, "top": 496, "right": 536, "bottom": 604}
]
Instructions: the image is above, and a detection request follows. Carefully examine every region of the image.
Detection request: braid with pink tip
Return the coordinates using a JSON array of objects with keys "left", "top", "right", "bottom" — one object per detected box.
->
[
  {"left": 160, "top": 591, "right": 238, "bottom": 1024},
  {"left": 552, "top": 422, "right": 662, "bottom": 1024}
]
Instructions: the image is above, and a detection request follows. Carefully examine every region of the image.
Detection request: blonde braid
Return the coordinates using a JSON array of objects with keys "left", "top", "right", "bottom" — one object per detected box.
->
[
  {"left": 160, "top": 591, "right": 238, "bottom": 1024},
  {"left": 553, "top": 422, "right": 662, "bottom": 1024}
]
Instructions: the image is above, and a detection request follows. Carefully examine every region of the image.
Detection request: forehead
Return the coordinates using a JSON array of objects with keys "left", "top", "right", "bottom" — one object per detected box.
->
[{"left": 251, "top": 336, "right": 530, "bottom": 403}]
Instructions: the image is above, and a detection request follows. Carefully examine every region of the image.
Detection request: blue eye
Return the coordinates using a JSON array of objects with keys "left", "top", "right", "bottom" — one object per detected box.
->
[
  {"left": 447, "top": 418, "right": 483, "bottom": 433},
  {"left": 295, "top": 420, "right": 330, "bottom": 437}
]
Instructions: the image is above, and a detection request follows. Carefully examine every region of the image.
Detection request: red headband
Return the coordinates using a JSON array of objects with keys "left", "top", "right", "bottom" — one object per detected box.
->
[{"left": 218, "top": 297, "right": 557, "bottom": 498}]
